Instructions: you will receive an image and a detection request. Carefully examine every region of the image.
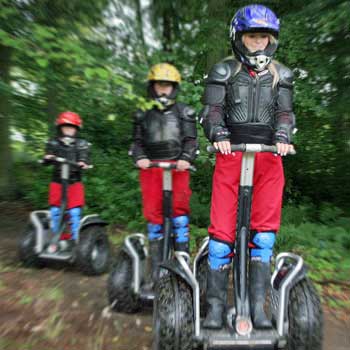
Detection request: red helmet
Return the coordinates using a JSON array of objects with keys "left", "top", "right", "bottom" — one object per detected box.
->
[{"left": 55, "top": 111, "right": 82, "bottom": 129}]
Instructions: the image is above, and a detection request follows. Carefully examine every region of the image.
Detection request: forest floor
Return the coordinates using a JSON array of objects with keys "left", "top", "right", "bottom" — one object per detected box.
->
[{"left": 0, "top": 202, "right": 349, "bottom": 350}]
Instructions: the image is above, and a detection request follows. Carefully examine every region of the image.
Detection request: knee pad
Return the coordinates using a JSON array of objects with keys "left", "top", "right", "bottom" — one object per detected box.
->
[
  {"left": 208, "top": 239, "right": 233, "bottom": 271},
  {"left": 69, "top": 207, "right": 81, "bottom": 240},
  {"left": 251, "top": 231, "right": 275, "bottom": 263},
  {"left": 147, "top": 222, "right": 163, "bottom": 241},
  {"left": 50, "top": 206, "right": 61, "bottom": 234},
  {"left": 173, "top": 215, "right": 189, "bottom": 243}
]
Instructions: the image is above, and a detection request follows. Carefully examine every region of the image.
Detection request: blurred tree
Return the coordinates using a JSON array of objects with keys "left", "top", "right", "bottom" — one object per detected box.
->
[
  {"left": 0, "top": 43, "right": 13, "bottom": 199},
  {"left": 0, "top": 0, "right": 29, "bottom": 199},
  {"left": 0, "top": 0, "right": 349, "bottom": 220}
]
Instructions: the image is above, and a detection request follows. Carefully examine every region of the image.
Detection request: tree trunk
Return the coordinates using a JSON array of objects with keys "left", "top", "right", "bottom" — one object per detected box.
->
[
  {"left": 134, "top": 0, "right": 149, "bottom": 62},
  {"left": 162, "top": 7, "right": 172, "bottom": 52},
  {"left": 46, "top": 66, "right": 59, "bottom": 135},
  {"left": 0, "top": 44, "right": 15, "bottom": 200},
  {"left": 205, "top": 0, "right": 231, "bottom": 71}
]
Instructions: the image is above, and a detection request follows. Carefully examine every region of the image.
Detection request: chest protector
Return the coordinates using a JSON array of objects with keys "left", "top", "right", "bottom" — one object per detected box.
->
[
  {"left": 141, "top": 106, "right": 182, "bottom": 160},
  {"left": 46, "top": 138, "right": 89, "bottom": 183},
  {"left": 225, "top": 64, "right": 278, "bottom": 143}
]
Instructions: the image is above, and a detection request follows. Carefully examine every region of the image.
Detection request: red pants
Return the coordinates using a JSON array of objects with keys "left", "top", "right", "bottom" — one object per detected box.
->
[
  {"left": 140, "top": 167, "right": 191, "bottom": 224},
  {"left": 209, "top": 152, "right": 284, "bottom": 244},
  {"left": 48, "top": 182, "right": 85, "bottom": 209}
]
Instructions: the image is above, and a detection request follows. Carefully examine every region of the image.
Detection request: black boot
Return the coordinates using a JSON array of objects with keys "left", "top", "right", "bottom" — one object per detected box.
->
[
  {"left": 142, "top": 239, "right": 163, "bottom": 298},
  {"left": 174, "top": 241, "right": 189, "bottom": 254},
  {"left": 203, "top": 268, "right": 229, "bottom": 329},
  {"left": 249, "top": 260, "right": 273, "bottom": 329},
  {"left": 149, "top": 238, "right": 164, "bottom": 283}
]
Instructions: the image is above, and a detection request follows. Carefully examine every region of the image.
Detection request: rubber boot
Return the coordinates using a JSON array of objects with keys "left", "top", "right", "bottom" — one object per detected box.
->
[
  {"left": 203, "top": 268, "right": 229, "bottom": 329},
  {"left": 174, "top": 241, "right": 189, "bottom": 254},
  {"left": 142, "top": 238, "right": 163, "bottom": 298},
  {"left": 249, "top": 260, "right": 273, "bottom": 329},
  {"left": 149, "top": 238, "right": 164, "bottom": 283}
]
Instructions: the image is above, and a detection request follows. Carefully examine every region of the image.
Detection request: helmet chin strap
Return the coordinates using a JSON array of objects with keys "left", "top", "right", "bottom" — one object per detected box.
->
[
  {"left": 60, "top": 136, "right": 75, "bottom": 146},
  {"left": 155, "top": 94, "right": 175, "bottom": 109},
  {"left": 248, "top": 54, "right": 270, "bottom": 71}
]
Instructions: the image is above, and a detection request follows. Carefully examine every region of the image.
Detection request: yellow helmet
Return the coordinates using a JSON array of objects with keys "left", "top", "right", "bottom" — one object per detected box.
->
[{"left": 147, "top": 63, "right": 181, "bottom": 83}]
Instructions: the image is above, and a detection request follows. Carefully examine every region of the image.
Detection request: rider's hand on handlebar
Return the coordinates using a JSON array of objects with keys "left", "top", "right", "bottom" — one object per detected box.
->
[
  {"left": 44, "top": 154, "right": 55, "bottom": 160},
  {"left": 276, "top": 143, "right": 294, "bottom": 157},
  {"left": 213, "top": 141, "right": 232, "bottom": 155},
  {"left": 176, "top": 159, "right": 190, "bottom": 171},
  {"left": 78, "top": 161, "right": 89, "bottom": 169},
  {"left": 136, "top": 158, "right": 151, "bottom": 169}
]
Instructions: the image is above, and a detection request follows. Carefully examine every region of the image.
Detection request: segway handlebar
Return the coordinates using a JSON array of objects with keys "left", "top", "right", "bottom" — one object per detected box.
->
[
  {"left": 207, "top": 143, "right": 296, "bottom": 155},
  {"left": 39, "top": 156, "right": 93, "bottom": 169},
  {"left": 138, "top": 161, "right": 196, "bottom": 172}
]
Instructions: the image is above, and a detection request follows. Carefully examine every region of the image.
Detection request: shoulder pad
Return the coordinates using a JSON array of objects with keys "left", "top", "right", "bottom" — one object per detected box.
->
[
  {"left": 274, "top": 62, "right": 294, "bottom": 87},
  {"left": 134, "top": 109, "right": 145, "bottom": 121},
  {"left": 179, "top": 104, "right": 196, "bottom": 122},
  {"left": 76, "top": 139, "right": 91, "bottom": 148},
  {"left": 46, "top": 139, "right": 59, "bottom": 147},
  {"left": 206, "top": 62, "right": 232, "bottom": 83},
  {"left": 183, "top": 106, "right": 196, "bottom": 118},
  {"left": 222, "top": 57, "right": 241, "bottom": 75}
]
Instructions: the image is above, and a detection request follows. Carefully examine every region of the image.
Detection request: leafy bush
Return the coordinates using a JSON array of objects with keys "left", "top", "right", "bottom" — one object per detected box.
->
[{"left": 14, "top": 146, "right": 350, "bottom": 287}]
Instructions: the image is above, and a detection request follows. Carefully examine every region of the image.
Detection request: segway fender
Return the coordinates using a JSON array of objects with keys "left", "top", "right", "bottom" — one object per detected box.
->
[
  {"left": 79, "top": 215, "right": 107, "bottom": 231},
  {"left": 159, "top": 260, "right": 195, "bottom": 290},
  {"left": 272, "top": 262, "right": 307, "bottom": 291},
  {"left": 271, "top": 253, "right": 309, "bottom": 337}
]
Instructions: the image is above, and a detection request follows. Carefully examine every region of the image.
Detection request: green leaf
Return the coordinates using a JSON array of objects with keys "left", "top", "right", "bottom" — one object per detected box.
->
[
  {"left": 36, "top": 58, "right": 49, "bottom": 68},
  {"left": 33, "top": 25, "right": 56, "bottom": 40},
  {"left": 96, "top": 68, "right": 109, "bottom": 79},
  {"left": 84, "top": 67, "right": 95, "bottom": 79}
]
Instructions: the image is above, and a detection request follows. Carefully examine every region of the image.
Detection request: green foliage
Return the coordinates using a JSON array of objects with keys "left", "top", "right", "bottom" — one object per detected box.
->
[
  {"left": 1, "top": 0, "right": 349, "bottom": 306},
  {"left": 3, "top": 0, "right": 349, "bottom": 210},
  {"left": 275, "top": 204, "right": 350, "bottom": 283},
  {"left": 84, "top": 149, "right": 144, "bottom": 230}
]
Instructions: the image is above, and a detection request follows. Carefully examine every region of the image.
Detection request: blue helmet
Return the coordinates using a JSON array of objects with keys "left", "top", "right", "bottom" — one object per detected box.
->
[{"left": 230, "top": 5, "right": 280, "bottom": 71}]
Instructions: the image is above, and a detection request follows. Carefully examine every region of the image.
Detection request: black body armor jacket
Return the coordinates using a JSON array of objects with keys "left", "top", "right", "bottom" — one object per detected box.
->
[
  {"left": 45, "top": 137, "right": 90, "bottom": 183},
  {"left": 132, "top": 103, "right": 198, "bottom": 162},
  {"left": 201, "top": 58, "right": 295, "bottom": 145}
]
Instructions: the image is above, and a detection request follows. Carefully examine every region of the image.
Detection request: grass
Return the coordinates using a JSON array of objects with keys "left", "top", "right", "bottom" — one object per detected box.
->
[
  {"left": 0, "top": 337, "right": 37, "bottom": 350},
  {"left": 108, "top": 228, "right": 131, "bottom": 247},
  {"left": 87, "top": 321, "right": 107, "bottom": 350},
  {"left": 18, "top": 295, "right": 34, "bottom": 305},
  {"left": 40, "top": 286, "right": 64, "bottom": 302},
  {"left": 0, "top": 261, "right": 14, "bottom": 273},
  {"left": 43, "top": 306, "right": 65, "bottom": 341},
  {"left": 0, "top": 280, "right": 6, "bottom": 291}
]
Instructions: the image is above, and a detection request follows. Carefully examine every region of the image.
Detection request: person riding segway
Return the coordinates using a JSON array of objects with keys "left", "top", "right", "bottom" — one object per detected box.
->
[
  {"left": 152, "top": 5, "right": 323, "bottom": 350},
  {"left": 18, "top": 112, "right": 110, "bottom": 275},
  {"left": 107, "top": 63, "right": 198, "bottom": 311}
]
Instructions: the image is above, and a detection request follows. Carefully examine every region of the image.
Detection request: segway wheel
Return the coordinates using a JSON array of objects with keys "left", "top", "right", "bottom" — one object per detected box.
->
[
  {"left": 287, "top": 278, "right": 323, "bottom": 350},
  {"left": 76, "top": 225, "right": 110, "bottom": 275},
  {"left": 197, "top": 256, "right": 208, "bottom": 316},
  {"left": 18, "top": 225, "right": 43, "bottom": 267},
  {"left": 153, "top": 274, "right": 194, "bottom": 350},
  {"left": 107, "top": 251, "right": 141, "bottom": 313}
]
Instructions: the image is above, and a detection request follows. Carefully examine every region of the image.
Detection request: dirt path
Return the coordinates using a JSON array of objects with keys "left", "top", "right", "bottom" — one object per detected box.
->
[{"left": 0, "top": 202, "right": 349, "bottom": 350}]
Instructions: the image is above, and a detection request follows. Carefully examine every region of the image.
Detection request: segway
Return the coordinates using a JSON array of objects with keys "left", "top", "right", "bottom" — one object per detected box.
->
[
  {"left": 153, "top": 144, "right": 323, "bottom": 350},
  {"left": 107, "top": 161, "right": 195, "bottom": 313},
  {"left": 18, "top": 156, "right": 110, "bottom": 275}
]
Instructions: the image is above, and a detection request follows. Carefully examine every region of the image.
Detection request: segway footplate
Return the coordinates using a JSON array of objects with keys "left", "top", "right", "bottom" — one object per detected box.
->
[{"left": 199, "top": 327, "right": 281, "bottom": 349}]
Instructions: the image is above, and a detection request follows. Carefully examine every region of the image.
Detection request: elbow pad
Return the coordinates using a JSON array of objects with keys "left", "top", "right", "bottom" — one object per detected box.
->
[{"left": 181, "top": 106, "right": 197, "bottom": 138}]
